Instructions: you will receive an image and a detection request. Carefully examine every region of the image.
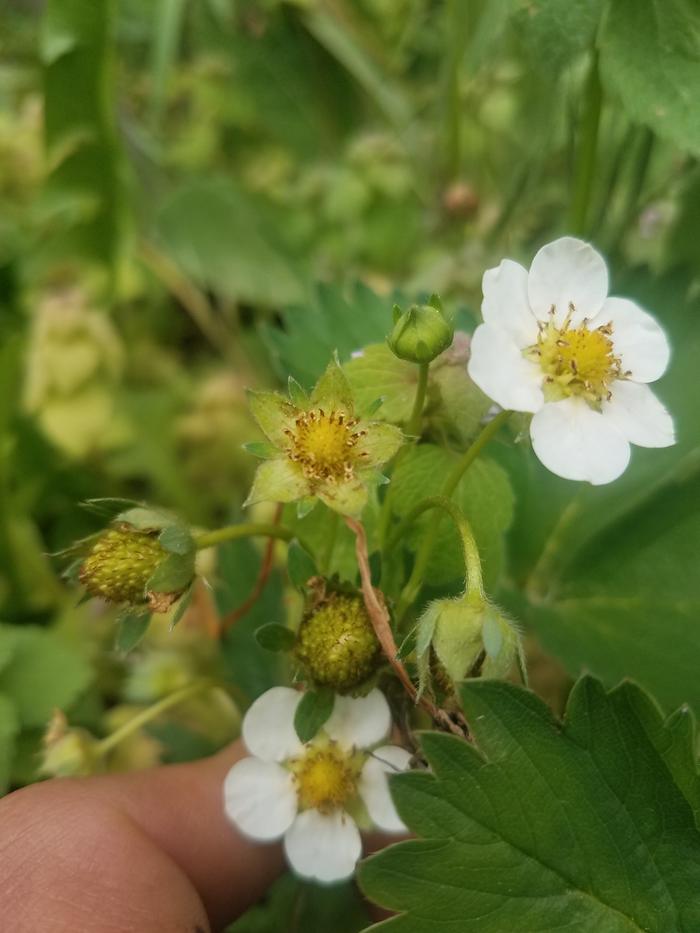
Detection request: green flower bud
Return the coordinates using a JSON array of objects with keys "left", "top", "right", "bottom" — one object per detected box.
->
[
  {"left": 295, "top": 593, "right": 381, "bottom": 693},
  {"left": 40, "top": 711, "right": 101, "bottom": 778},
  {"left": 388, "top": 296, "right": 454, "bottom": 364},
  {"left": 79, "top": 524, "right": 181, "bottom": 612},
  {"left": 417, "top": 594, "right": 522, "bottom": 695}
]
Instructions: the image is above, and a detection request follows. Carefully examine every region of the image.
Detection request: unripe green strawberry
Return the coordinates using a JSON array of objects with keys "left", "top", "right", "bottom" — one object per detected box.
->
[
  {"left": 80, "top": 524, "right": 174, "bottom": 611},
  {"left": 295, "top": 593, "right": 380, "bottom": 693}
]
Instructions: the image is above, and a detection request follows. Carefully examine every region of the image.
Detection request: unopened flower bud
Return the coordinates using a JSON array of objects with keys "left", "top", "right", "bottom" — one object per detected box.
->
[
  {"left": 295, "top": 592, "right": 381, "bottom": 693},
  {"left": 388, "top": 297, "right": 454, "bottom": 364},
  {"left": 79, "top": 524, "right": 183, "bottom": 612},
  {"left": 40, "top": 710, "right": 100, "bottom": 778},
  {"left": 417, "top": 594, "right": 521, "bottom": 695}
]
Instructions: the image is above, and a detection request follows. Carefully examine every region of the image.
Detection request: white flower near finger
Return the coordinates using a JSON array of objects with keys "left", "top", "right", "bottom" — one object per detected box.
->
[
  {"left": 223, "top": 686, "right": 411, "bottom": 883},
  {"left": 467, "top": 236, "right": 675, "bottom": 484}
]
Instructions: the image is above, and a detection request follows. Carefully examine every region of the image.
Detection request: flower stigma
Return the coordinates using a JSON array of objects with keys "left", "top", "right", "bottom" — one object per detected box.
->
[
  {"left": 284, "top": 408, "right": 367, "bottom": 484},
  {"left": 290, "top": 741, "right": 362, "bottom": 814},
  {"left": 524, "top": 304, "right": 627, "bottom": 406}
]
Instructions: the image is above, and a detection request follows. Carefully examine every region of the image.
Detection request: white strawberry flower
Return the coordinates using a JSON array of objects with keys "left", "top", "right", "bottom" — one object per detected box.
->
[
  {"left": 468, "top": 237, "right": 675, "bottom": 484},
  {"left": 223, "top": 687, "right": 411, "bottom": 883}
]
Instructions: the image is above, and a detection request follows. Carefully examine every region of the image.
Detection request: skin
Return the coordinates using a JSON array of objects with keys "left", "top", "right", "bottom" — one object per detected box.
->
[{"left": 0, "top": 740, "right": 397, "bottom": 933}]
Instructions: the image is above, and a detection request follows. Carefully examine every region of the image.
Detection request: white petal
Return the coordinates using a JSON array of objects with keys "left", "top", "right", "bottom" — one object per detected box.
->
[
  {"left": 594, "top": 297, "right": 671, "bottom": 383},
  {"left": 528, "top": 237, "right": 608, "bottom": 326},
  {"left": 324, "top": 689, "right": 391, "bottom": 751},
  {"left": 359, "top": 745, "right": 412, "bottom": 833},
  {"left": 467, "top": 324, "right": 544, "bottom": 413},
  {"left": 283, "top": 809, "right": 361, "bottom": 883},
  {"left": 242, "top": 686, "right": 303, "bottom": 762},
  {"left": 481, "top": 259, "right": 539, "bottom": 348},
  {"left": 530, "top": 397, "right": 630, "bottom": 485},
  {"left": 223, "top": 757, "right": 297, "bottom": 841},
  {"left": 603, "top": 381, "right": 675, "bottom": 448}
]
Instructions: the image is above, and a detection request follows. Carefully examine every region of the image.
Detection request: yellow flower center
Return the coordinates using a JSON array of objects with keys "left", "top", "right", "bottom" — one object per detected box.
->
[
  {"left": 290, "top": 742, "right": 362, "bottom": 814},
  {"left": 525, "top": 306, "right": 626, "bottom": 405},
  {"left": 285, "top": 408, "right": 366, "bottom": 483}
]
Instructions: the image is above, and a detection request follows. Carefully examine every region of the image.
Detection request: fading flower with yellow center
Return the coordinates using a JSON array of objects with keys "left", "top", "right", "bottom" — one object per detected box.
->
[
  {"left": 244, "top": 360, "right": 403, "bottom": 516},
  {"left": 223, "top": 687, "right": 411, "bottom": 883},
  {"left": 467, "top": 237, "right": 674, "bottom": 484}
]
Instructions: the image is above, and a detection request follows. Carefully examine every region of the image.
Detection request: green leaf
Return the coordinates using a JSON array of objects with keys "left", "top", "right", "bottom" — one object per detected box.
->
[
  {"left": 254, "top": 623, "right": 296, "bottom": 654},
  {"left": 231, "top": 872, "right": 370, "bottom": 933},
  {"left": 0, "top": 694, "right": 19, "bottom": 795},
  {"left": 345, "top": 344, "right": 417, "bottom": 423},
  {"left": 599, "top": 0, "right": 700, "bottom": 154},
  {"left": 40, "top": 0, "right": 127, "bottom": 275},
  {"left": 359, "top": 677, "right": 700, "bottom": 931},
  {"left": 287, "top": 540, "right": 318, "bottom": 590},
  {"left": 518, "top": 469, "right": 700, "bottom": 714},
  {"left": 512, "top": 0, "right": 604, "bottom": 72},
  {"left": 294, "top": 688, "right": 335, "bottom": 743},
  {"left": 0, "top": 625, "right": 91, "bottom": 729},
  {"left": 155, "top": 178, "right": 306, "bottom": 307},
  {"left": 247, "top": 390, "right": 297, "bottom": 448},
  {"left": 115, "top": 611, "right": 151, "bottom": 653},
  {"left": 262, "top": 282, "right": 396, "bottom": 389},
  {"left": 391, "top": 445, "right": 515, "bottom": 590}
]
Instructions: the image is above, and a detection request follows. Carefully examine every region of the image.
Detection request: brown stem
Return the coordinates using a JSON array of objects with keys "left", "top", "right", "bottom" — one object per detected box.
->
[
  {"left": 221, "top": 505, "right": 282, "bottom": 633},
  {"left": 344, "top": 516, "right": 469, "bottom": 739}
]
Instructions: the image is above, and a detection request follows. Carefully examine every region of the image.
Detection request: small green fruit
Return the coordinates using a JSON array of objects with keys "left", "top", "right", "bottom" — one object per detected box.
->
[
  {"left": 295, "top": 593, "right": 381, "bottom": 693},
  {"left": 80, "top": 524, "right": 175, "bottom": 611}
]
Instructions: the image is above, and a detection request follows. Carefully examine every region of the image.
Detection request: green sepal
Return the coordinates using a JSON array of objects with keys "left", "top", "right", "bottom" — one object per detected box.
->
[
  {"left": 243, "top": 441, "right": 280, "bottom": 459},
  {"left": 287, "top": 539, "right": 318, "bottom": 590},
  {"left": 247, "top": 389, "right": 297, "bottom": 447},
  {"left": 287, "top": 376, "right": 308, "bottom": 407},
  {"left": 296, "top": 496, "right": 318, "bottom": 520},
  {"left": 146, "top": 551, "right": 195, "bottom": 594},
  {"left": 79, "top": 497, "right": 142, "bottom": 519},
  {"left": 116, "top": 505, "right": 176, "bottom": 533},
  {"left": 158, "top": 521, "right": 195, "bottom": 557},
  {"left": 366, "top": 396, "right": 385, "bottom": 416},
  {"left": 115, "top": 610, "right": 151, "bottom": 653},
  {"left": 170, "top": 586, "right": 194, "bottom": 629},
  {"left": 294, "top": 687, "right": 335, "bottom": 743},
  {"left": 255, "top": 623, "right": 297, "bottom": 653}
]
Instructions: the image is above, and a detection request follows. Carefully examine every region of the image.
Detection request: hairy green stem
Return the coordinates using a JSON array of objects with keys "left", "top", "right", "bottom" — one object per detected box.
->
[
  {"left": 96, "top": 679, "right": 213, "bottom": 757},
  {"left": 388, "top": 496, "right": 484, "bottom": 598},
  {"left": 395, "top": 410, "right": 511, "bottom": 620},
  {"left": 569, "top": 50, "right": 603, "bottom": 236},
  {"left": 194, "top": 523, "right": 295, "bottom": 551},
  {"left": 321, "top": 509, "right": 340, "bottom": 573}
]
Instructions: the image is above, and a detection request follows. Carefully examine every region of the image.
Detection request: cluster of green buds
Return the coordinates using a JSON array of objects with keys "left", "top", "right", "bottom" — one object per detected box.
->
[
  {"left": 416, "top": 592, "right": 524, "bottom": 698},
  {"left": 77, "top": 505, "right": 196, "bottom": 615},
  {"left": 388, "top": 295, "right": 454, "bottom": 364},
  {"left": 295, "top": 586, "right": 381, "bottom": 694}
]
